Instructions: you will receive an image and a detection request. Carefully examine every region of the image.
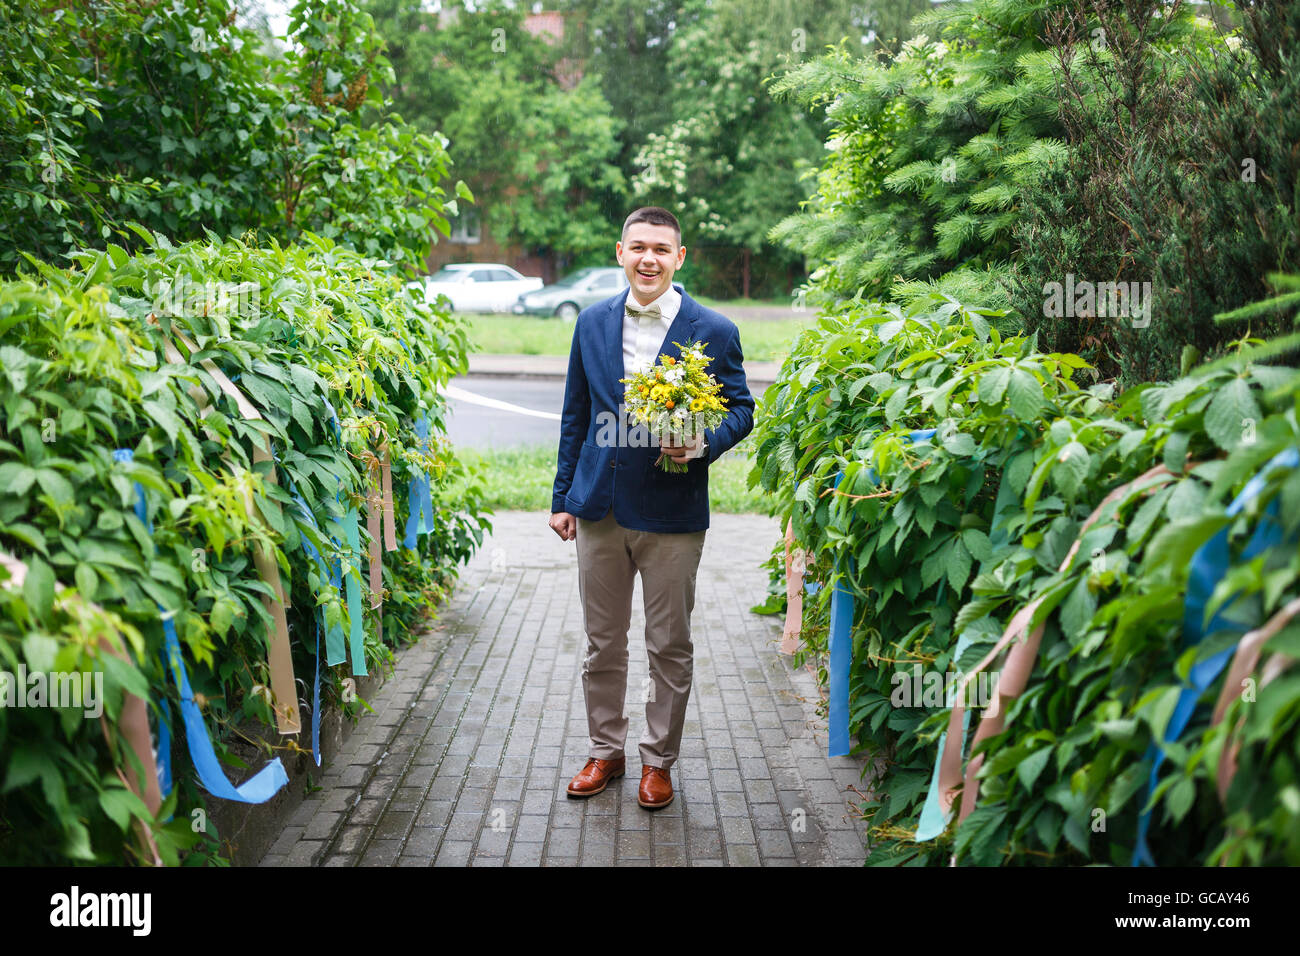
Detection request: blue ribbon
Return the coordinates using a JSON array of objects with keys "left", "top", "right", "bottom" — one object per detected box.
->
[
  {"left": 284, "top": 478, "right": 333, "bottom": 768},
  {"left": 317, "top": 396, "right": 364, "bottom": 673},
  {"left": 344, "top": 508, "right": 366, "bottom": 676},
  {"left": 825, "top": 429, "right": 939, "bottom": 757},
  {"left": 403, "top": 414, "right": 437, "bottom": 549},
  {"left": 113, "top": 449, "right": 289, "bottom": 803},
  {"left": 1132, "top": 446, "right": 1299, "bottom": 865},
  {"left": 828, "top": 473, "right": 853, "bottom": 756}
]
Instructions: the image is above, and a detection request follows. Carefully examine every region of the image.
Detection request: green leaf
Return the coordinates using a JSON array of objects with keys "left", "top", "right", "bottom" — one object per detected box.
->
[
  {"left": 1052, "top": 441, "right": 1089, "bottom": 498},
  {"left": 22, "top": 555, "right": 55, "bottom": 620},
  {"left": 3, "top": 747, "right": 46, "bottom": 792},
  {"left": 1007, "top": 368, "right": 1045, "bottom": 421},
  {"left": 0, "top": 462, "right": 38, "bottom": 497},
  {"left": 942, "top": 430, "right": 976, "bottom": 457},
  {"left": 1164, "top": 478, "right": 1207, "bottom": 521},
  {"left": 961, "top": 528, "right": 993, "bottom": 563},
  {"left": 1165, "top": 776, "right": 1195, "bottom": 824},
  {"left": 885, "top": 384, "right": 910, "bottom": 425},
  {"left": 1004, "top": 451, "right": 1033, "bottom": 496},
  {"left": 1059, "top": 576, "right": 1097, "bottom": 638},
  {"left": 99, "top": 784, "right": 151, "bottom": 833},
  {"left": 1018, "top": 747, "right": 1052, "bottom": 791},
  {"left": 947, "top": 537, "right": 972, "bottom": 592},
  {"left": 979, "top": 365, "right": 1011, "bottom": 405},
  {"left": 1203, "top": 377, "right": 1261, "bottom": 451}
]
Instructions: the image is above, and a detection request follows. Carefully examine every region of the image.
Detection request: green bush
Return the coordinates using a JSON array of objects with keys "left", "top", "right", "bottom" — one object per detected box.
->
[
  {"left": 0, "top": 227, "right": 489, "bottom": 864},
  {"left": 752, "top": 287, "right": 1300, "bottom": 865}
]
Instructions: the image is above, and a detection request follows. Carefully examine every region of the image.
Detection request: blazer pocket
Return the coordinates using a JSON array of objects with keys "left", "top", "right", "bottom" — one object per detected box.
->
[{"left": 569, "top": 440, "right": 600, "bottom": 505}]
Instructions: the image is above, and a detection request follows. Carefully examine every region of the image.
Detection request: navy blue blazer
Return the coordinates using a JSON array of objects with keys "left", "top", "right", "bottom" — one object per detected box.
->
[{"left": 551, "top": 283, "right": 755, "bottom": 533}]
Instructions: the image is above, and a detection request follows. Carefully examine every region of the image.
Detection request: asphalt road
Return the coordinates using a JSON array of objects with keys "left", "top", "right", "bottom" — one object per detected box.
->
[
  {"left": 441, "top": 370, "right": 776, "bottom": 451},
  {"left": 441, "top": 375, "right": 565, "bottom": 450}
]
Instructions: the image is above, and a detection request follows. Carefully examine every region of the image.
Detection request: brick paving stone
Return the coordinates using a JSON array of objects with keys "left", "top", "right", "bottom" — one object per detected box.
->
[
  {"left": 434, "top": 841, "right": 473, "bottom": 866},
  {"left": 360, "top": 840, "right": 402, "bottom": 866},
  {"left": 415, "top": 800, "right": 453, "bottom": 829},
  {"left": 267, "top": 825, "right": 306, "bottom": 855},
  {"left": 258, "top": 511, "right": 873, "bottom": 868},
  {"left": 514, "top": 814, "right": 549, "bottom": 843},
  {"left": 727, "top": 845, "right": 761, "bottom": 867},
  {"left": 757, "top": 829, "right": 797, "bottom": 860},
  {"left": 546, "top": 827, "right": 581, "bottom": 856},
  {"left": 403, "top": 827, "right": 444, "bottom": 860},
  {"left": 509, "top": 841, "right": 544, "bottom": 866},
  {"left": 617, "top": 830, "right": 651, "bottom": 859},
  {"left": 285, "top": 840, "right": 323, "bottom": 866}
]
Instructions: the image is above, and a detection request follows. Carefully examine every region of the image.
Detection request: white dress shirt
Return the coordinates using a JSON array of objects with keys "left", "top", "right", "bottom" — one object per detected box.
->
[
  {"left": 621, "top": 284, "right": 706, "bottom": 458},
  {"left": 622, "top": 284, "right": 680, "bottom": 378}
]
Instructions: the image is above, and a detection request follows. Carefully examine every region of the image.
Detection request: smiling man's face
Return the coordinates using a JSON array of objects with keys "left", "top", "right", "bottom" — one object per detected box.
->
[{"left": 616, "top": 222, "right": 687, "bottom": 305}]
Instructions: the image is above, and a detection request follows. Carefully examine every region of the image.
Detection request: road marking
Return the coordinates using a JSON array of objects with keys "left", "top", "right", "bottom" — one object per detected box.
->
[{"left": 438, "top": 382, "right": 562, "bottom": 421}]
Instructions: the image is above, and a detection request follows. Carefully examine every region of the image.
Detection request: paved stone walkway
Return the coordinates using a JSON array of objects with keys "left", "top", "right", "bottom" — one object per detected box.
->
[{"left": 259, "top": 509, "right": 872, "bottom": 867}]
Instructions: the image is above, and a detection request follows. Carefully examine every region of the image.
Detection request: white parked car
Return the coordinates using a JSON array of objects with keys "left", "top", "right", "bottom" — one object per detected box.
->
[{"left": 416, "top": 263, "right": 544, "bottom": 313}]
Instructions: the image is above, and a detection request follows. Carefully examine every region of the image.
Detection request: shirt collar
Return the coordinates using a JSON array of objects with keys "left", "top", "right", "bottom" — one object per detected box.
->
[{"left": 625, "top": 284, "right": 681, "bottom": 321}]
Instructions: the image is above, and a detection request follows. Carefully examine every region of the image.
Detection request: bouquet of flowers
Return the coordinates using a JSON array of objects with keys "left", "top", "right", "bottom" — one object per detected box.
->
[{"left": 620, "top": 339, "right": 728, "bottom": 473}]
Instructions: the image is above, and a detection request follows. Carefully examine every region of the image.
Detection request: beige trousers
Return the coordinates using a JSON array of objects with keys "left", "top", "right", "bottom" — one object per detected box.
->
[{"left": 576, "top": 511, "right": 707, "bottom": 769}]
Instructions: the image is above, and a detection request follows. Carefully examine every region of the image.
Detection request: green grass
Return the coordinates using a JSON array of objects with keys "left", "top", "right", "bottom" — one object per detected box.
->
[
  {"left": 693, "top": 294, "right": 795, "bottom": 310},
  {"left": 444, "top": 435, "right": 771, "bottom": 515},
  {"left": 465, "top": 313, "right": 811, "bottom": 363}
]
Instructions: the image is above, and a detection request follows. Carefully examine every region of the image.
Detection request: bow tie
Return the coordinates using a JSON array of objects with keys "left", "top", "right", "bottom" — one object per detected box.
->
[{"left": 626, "top": 299, "right": 663, "bottom": 320}]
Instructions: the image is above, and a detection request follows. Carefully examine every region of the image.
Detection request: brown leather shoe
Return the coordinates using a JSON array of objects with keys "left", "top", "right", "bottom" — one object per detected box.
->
[
  {"left": 566, "top": 756, "right": 625, "bottom": 797},
  {"left": 638, "top": 765, "right": 673, "bottom": 809}
]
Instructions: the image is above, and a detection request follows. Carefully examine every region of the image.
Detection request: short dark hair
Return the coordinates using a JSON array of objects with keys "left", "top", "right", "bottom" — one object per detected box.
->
[{"left": 621, "top": 206, "right": 681, "bottom": 248}]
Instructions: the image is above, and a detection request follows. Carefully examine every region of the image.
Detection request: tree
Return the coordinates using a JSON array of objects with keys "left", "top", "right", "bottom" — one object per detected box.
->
[
  {"left": 768, "top": 0, "right": 1071, "bottom": 311},
  {"left": 624, "top": 0, "right": 874, "bottom": 298},
  {"left": 0, "top": 0, "right": 461, "bottom": 274},
  {"left": 1009, "top": 0, "right": 1299, "bottom": 384},
  {"left": 363, "top": 0, "right": 628, "bottom": 265}
]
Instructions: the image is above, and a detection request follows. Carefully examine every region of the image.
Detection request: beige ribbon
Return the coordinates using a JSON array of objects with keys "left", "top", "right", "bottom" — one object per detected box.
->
[
  {"left": 363, "top": 444, "right": 399, "bottom": 647},
  {"left": 938, "top": 464, "right": 1175, "bottom": 823},
  {"left": 0, "top": 550, "right": 163, "bottom": 864},
  {"left": 780, "top": 516, "right": 803, "bottom": 655},
  {"left": 380, "top": 444, "right": 398, "bottom": 553},
  {"left": 1210, "top": 596, "right": 1300, "bottom": 802},
  {"left": 164, "top": 328, "right": 300, "bottom": 735}
]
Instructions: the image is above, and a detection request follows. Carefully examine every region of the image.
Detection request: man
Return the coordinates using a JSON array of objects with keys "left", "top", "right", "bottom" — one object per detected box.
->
[{"left": 548, "top": 206, "right": 755, "bottom": 809}]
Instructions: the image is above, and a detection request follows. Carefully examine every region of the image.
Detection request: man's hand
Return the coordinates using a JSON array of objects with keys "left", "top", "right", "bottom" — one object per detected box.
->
[
  {"left": 550, "top": 511, "right": 577, "bottom": 542},
  {"left": 660, "top": 432, "right": 707, "bottom": 465}
]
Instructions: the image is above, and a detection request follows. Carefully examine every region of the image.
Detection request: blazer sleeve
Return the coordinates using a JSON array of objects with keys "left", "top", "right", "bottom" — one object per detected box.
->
[
  {"left": 704, "top": 325, "right": 755, "bottom": 466},
  {"left": 552, "top": 320, "right": 592, "bottom": 513}
]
